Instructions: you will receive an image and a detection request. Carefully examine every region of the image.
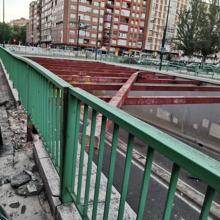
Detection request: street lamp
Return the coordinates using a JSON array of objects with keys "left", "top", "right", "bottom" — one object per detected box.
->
[
  {"left": 159, "top": 0, "right": 171, "bottom": 70},
  {"left": 2, "top": 0, "right": 5, "bottom": 47},
  {"left": 76, "top": 16, "right": 81, "bottom": 51},
  {"left": 95, "top": 1, "right": 101, "bottom": 60}
]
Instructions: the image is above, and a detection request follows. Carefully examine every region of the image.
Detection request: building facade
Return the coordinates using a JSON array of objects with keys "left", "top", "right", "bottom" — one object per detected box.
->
[
  {"left": 27, "top": 0, "right": 188, "bottom": 53},
  {"left": 28, "top": 0, "right": 152, "bottom": 53},
  {"left": 26, "top": 1, "right": 42, "bottom": 45},
  {"left": 144, "top": 0, "right": 188, "bottom": 52},
  {"left": 10, "top": 18, "right": 29, "bottom": 27}
]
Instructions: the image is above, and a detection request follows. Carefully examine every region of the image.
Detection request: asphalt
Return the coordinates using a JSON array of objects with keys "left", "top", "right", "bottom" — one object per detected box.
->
[{"left": 91, "top": 143, "right": 201, "bottom": 220}]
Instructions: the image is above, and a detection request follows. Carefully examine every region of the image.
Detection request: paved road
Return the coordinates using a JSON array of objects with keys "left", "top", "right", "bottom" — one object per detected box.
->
[
  {"left": 91, "top": 143, "right": 202, "bottom": 220},
  {"left": 83, "top": 120, "right": 219, "bottom": 219}
]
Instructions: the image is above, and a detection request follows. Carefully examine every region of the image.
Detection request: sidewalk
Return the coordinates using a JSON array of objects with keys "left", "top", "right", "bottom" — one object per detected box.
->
[{"left": 0, "top": 64, "right": 53, "bottom": 219}]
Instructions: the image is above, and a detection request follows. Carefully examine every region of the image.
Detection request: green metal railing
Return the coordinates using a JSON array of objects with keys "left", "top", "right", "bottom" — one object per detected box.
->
[{"left": 1, "top": 46, "right": 220, "bottom": 220}]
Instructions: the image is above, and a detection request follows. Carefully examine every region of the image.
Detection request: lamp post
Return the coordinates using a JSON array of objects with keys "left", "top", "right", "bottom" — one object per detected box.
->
[
  {"left": 159, "top": 0, "right": 171, "bottom": 70},
  {"left": 76, "top": 16, "right": 81, "bottom": 51},
  {"left": 2, "top": 0, "right": 5, "bottom": 47},
  {"left": 95, "top": 1, "right": 101, "bottom": 60}
]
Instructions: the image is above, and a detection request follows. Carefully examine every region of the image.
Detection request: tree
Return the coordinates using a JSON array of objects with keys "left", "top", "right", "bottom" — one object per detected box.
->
[
  {"left": 198, "top": 0, "right": 220, "bottom": 60},
  {"left": 0, "top": 22, "right": 27, "bottom": 44},
  {"left": 175, "top": 0, "right": 220, "bottom": 60},
  {"left": 0, "top": 22, "right": 12, "bottom": 44},
  {"left": 175, "top": 0, "right": 206, "bottom": 56}
]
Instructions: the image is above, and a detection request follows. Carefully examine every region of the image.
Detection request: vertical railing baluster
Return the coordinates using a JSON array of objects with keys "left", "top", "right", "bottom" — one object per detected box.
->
[
  {"left": 103, "top": 124, "right": 119, "bottom": 220},
  {"left": 136, "top": 147, "right": 154, "bottom": 220},
  {"left": 162, "top": 163, "right": 180, "bottom": 220},
  {"left": 83, "top": 109, "right": 97, "bottom": 217},
  {"left": 46, "top": 80, "right": 50, "bottom": 151},
  {"left": 70, "top": 99, "right": 81, "bottom": 191},
  {"left": 49, "top": 83, "right": 53, "bottom": 156},
  {"left": 117, "top": 133, "right": 134, "bottom": 220},
  {"left": 55, "top": 88, "right": 59, "bottom": 169},
  {"left": 61, "top": 94, "right": 80, "bottom": 203},
  {"left": 199, "top": 186, "right": 215, "bottom": 220},
  {"left": 92, "top": 116, "right": 107, "bottom": 220},
  {"left": 77, "top": 104, "right": 89, "bottom": 204}
]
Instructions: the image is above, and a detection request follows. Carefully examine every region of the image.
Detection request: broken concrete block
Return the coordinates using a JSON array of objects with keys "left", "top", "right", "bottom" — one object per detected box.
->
[
  {"left": 11, "top": 172, "right": 31, "bottom": 188},
  {"left": 15, "top": 180, "right": 43, "bottom": 196},
  {"left": 9, "top": 202, "right": 20, "bottom": 208}
]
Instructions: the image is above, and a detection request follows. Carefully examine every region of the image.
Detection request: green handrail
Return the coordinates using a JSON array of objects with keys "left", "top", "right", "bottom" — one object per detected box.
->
[{"left": 1, "top": 46, "right": 220, "bottom": 220}]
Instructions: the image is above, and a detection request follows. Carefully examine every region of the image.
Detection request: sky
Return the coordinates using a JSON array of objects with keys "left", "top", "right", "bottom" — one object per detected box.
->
[{"left": 0, "top": 0, "right": 32, "bottom": 22}]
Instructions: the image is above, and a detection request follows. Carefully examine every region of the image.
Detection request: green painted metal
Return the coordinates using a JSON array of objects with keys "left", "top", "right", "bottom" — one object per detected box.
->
[
  {"left": 92, "top": 116, "right": 107, "bottom": 220},
  {"left": 136, "top": 147, "right": 154, "bottom": 220},
  {"left": 76, "top": 104, "right": 89, "bottom": 204},
  {"left": 103, "top": 124, "right": 119, "bottom": 220},
  {"left": 83, "top": 109, "right": 97, "bottom": 218},
  {"left": 199, "top": 186, "right": 215, "bottom": 220},
  {"left": 162, "top": 163, "right": 180, "bottom": 220},
  {"left": 1, "top": 47, "right": 220, "bottom": 219},
  {"left": 117, "top": 133, "right": 134, "bottom": 220}
]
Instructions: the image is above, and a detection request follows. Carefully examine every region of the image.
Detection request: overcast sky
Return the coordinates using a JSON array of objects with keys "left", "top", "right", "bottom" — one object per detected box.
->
[{"left": 0, "top": 0, "right": 32, "bottom": 22}]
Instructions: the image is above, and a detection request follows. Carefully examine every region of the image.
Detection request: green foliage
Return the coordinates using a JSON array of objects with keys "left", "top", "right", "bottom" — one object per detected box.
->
[
  {"left": 0, "top": 22, "right": 27, "bottom": 44},
  {"left": 175, "top": 0, "right": 220, "bottom": 58},
  {"left": 198, "top": 0, "right": 220, "bottom": 58}
]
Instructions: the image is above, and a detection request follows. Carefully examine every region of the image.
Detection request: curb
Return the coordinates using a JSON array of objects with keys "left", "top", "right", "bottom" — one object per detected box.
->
[
  {"left": 33, "top": 134, "right": 82, "bottom": 220},
  {"left": 0, "top": 60, "right": 19, "bottom": 104}
]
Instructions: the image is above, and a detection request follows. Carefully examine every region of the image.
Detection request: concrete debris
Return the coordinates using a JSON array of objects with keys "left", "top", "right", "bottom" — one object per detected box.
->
[
  {"left": 10, "top": 172, "right": 31, "bottom": 188},
  {"left": 0, "top": 67, "right": 52, "bottom": 219},
  {"left": 15, "top": 179, "right": 43, "bottom": 197},
  {"left": 0, "top": 100, "right": 8, "bottom": 107},
  {"left": 24, "top": 170, "right": 37, "bottom": 181},
  {"left": 20, "top": 205, "right": 26, "bottom": 214},
  {"left": 0, "top": 176, "right": 10, "bottom": 186},
  {"left": 27, "top": 180, "right": 43, "bottom": 195},
  {"left": 9, "top": 202, "right": 20, "bottom": 209}
]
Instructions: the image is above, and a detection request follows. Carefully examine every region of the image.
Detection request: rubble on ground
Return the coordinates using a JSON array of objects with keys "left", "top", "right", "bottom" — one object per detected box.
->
[{"left": 0, "top": 98, "right": 53, "bottom": 219}]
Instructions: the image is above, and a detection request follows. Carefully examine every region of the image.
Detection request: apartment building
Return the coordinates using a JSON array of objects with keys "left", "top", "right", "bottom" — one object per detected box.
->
[
  {"left": 28, "top": 0, "right": 151, "bottom": 53},
  {"left": 26, "top": 1, "right": 42, "bottom": 44},
  {"left": 41, "top": 0, "right": 53, "bottom": 43},
  {"left": 10, "top": 18, "right": 29, "bottom": 27},
  {"left": 103, "top": 0, "right": 150, "bottom": 54},
  {"left": 145, "top": 0, "right": 188, "bottom": 52}
]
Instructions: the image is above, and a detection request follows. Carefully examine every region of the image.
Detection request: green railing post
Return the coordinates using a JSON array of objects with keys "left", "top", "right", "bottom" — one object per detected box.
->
[{"left": 60, "top": 87, "right": 72, "bottom": 203}]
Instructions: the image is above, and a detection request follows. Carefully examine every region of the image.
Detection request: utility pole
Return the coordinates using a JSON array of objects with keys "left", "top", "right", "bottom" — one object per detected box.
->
[
  {"left": 95, "top": 1, "right": 101, "bottom": 60},
  {"left": 108, "top": 14, "right": 113, "bottom": 55},
  {"left": 3, "top": 0, "right": 5, "bottom": 47},
  {"left": 159, "top": 0, "right": 171, "bottom": 70},
  {"left": 77, "top": 16, "right": 81, "bottom": 51}
]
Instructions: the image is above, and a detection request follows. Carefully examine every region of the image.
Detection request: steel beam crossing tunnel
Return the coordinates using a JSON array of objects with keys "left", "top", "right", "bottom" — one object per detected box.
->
[
  {"left": 1, "top": 46, "right": 220, "bottom": 220},
  {"left": 30, "top": 57, "right": 220, "bottom": 147},
  {"left": 30, "top": 57, "right": 220, "bottom": 105}
]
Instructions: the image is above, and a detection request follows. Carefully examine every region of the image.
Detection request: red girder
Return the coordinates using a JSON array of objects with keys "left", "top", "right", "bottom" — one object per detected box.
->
[
  {"left": 98, "top": 96, "right": 220, "bottom": 105},
  {"left": 59, "top": 75, "right": 200, "bottom": 85},
  {"left": 71, "top": 83, "right": 220, "bottom": 92},
  {"left": 93, "top": 71, "right": 139, "bottom": 139}
]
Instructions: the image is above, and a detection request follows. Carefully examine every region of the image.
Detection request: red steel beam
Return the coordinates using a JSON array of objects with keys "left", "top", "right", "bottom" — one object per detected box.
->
[
  {"left": 63, "top": 76, "right": 200, "bottom": 85},
  {"left": 56, "top": 71, "right": 133, "bottom": 77},
  {"left": 136, "top": 79, "right": 200, "bottom": 84},
  {"left": 93, "top": 71, "right": 140, "bottom": 147},
  {"left": 108, "top": 71, "right": 140, "bottom": 107},
  {"left": 71, "top": 83, "right": 220, "bottom": 91},
  {"left": 125, "top": 96, "right": 220, "bottom": 105},
  {"left": 98, "top": 96, "right": 220, "bottom": 105},
  {"left": 64, "top": 76, "right": 128, "bottom": 83}
]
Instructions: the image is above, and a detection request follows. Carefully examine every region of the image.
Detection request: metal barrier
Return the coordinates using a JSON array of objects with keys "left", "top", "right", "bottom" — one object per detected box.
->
[{"left": 0, "top": 47, "right": 220, "bottom": 220}]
